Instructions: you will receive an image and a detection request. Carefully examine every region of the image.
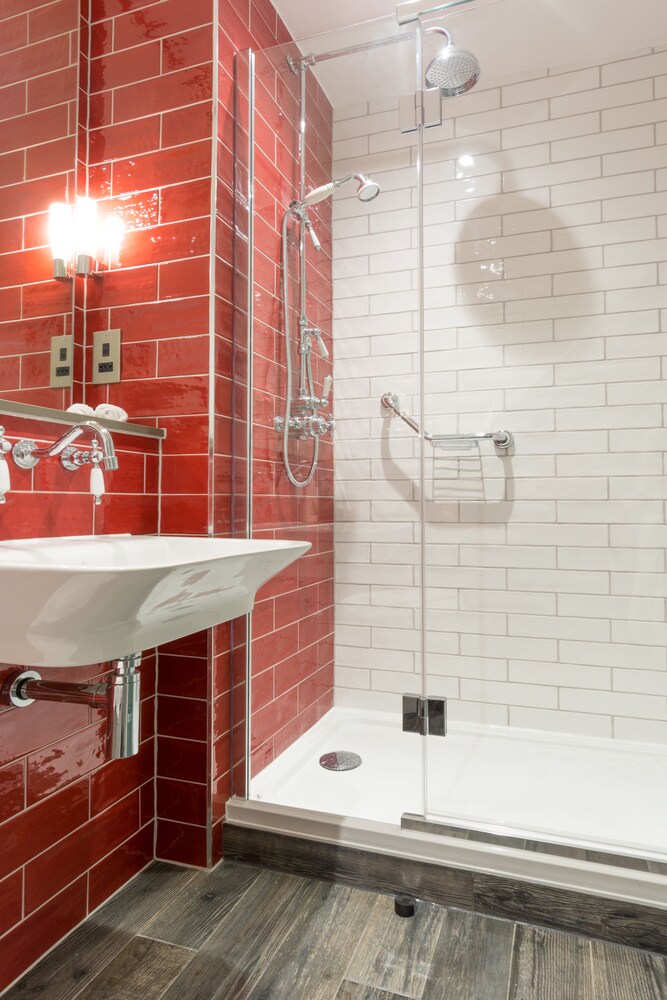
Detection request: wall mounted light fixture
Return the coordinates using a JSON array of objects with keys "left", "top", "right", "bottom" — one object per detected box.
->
[
  {"left": 49, "top": 198, "right": 125, "bottom": 280},
  {"left": 48, "top": 202, "right": 73, "bottom": 280}
]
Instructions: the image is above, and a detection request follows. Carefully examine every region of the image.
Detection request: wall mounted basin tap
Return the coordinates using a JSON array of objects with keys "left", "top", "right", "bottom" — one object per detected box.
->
[
  {"left": 11, "top": 419, "right": 118, "bottom": 505},
  {"left": 12, "top": 419, "right": 118, "bottom": 471}
]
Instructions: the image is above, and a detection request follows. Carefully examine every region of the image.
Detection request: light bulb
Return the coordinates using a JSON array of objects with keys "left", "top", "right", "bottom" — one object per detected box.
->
[
  {"left": 74, "top": 197, "right": 98, "bottom": 275},
  {"left": 48, "top": 202, "right": 73, "bottom": 280}
]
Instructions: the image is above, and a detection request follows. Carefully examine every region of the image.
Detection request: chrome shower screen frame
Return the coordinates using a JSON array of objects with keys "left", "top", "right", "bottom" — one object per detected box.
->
[{"left": 231, "top": 48, "right": 255, "bottom": 799}]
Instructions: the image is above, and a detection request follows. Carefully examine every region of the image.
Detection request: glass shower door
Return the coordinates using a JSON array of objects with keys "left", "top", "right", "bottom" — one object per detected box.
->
[
  {"left": 419, "top": 24, "right": 667, "bottom": 871},
  {"left": 238, "top": 17, "right": 430, "bottom": 829}
]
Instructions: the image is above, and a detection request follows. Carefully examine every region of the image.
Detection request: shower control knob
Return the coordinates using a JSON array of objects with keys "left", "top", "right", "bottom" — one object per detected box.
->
[
  {"left": 274, "top": 416, "right": 305, "bottom": 434},
  {"left": 304, "top": 416, "right": 327, "bottom": 438}
]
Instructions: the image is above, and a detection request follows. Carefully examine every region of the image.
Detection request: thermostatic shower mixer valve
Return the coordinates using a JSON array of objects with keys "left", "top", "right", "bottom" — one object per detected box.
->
[
  {"left": 275, "top": 412, "right": 335, "bottom": 440},
  {"left": 275, "top": 55, "right": 380, "bottom": 487},
  {"left": 274, "top": 310, "right": 335, "bottom": 441}
]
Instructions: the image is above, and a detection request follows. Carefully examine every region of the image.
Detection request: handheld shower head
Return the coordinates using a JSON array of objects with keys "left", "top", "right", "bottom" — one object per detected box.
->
[
  {"left": 301, "top": 182, "right": 337, "bottom": 207},
  {"left": 357, "top": 176, "right": 381, "bottom": 202},
  {"left": 425, "top": 27, "right": 480, "bottom": 97},
  {"left": 300, "top": 172, "right": 381, "bottom": 209}
]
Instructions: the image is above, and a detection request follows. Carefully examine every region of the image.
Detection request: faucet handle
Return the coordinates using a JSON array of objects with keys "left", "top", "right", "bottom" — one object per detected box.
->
[
  {"left": 322, "top": 375, "right": 332, "bottom": 402},
  {"left": 90, "top": 440, "right": 105, "bottom": 506},
  {"left": 312, "top": 329, "right": 330, "bottom": 360},
  {"left": 0, "top": 426, "right": 11, "bottom": 504}
]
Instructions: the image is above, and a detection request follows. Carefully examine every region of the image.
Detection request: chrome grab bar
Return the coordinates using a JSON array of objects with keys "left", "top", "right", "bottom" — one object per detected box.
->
[{"left": 380, "top": 392, "right": 513, "bottom": 450}]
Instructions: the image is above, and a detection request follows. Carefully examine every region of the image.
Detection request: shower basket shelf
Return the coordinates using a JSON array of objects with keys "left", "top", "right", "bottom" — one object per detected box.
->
[{"left": 381, "top": 392, "right": 513, "bottom": 450}]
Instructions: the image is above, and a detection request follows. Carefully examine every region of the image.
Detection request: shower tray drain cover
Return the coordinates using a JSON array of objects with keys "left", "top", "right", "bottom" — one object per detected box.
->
[{"left": 319, "top": 751, "right": 362, "bottom": 771}]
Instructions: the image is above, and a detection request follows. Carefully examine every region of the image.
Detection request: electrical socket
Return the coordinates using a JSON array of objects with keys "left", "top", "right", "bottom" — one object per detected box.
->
[
  {"left": 49, "top": 335, "right": 74, "bottom": 388},
  {"left": 92, "top": 328, "right": 121, "bottom": 384}
]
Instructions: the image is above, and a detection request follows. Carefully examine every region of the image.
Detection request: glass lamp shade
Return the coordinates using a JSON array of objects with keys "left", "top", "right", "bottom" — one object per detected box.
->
[
  {"left": 74, "top": 197, "right": 98, "bottom": 274},
  {"left": 104, "top": 215, "right": 125, "bottom": 268},
  {"left": 48, "top": 202, "right": 74, "bottom": 278}
]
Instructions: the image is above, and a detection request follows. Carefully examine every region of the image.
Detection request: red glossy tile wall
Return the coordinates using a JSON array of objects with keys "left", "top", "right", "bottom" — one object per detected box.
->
[
  {"left": 0, "top": 414, "right": 159, "bottom": 994},
  {"left": 0, "top": 0, "right": 334, "bottom": 986},
  {"left": 83, "top": 0, "right": 334, "bottom": 834},
  {"left": 0, "top": 0, "right": 77, "bottom": 409},
  {"left": 83, "top": 0, "right": 216, "bottom": 875}
]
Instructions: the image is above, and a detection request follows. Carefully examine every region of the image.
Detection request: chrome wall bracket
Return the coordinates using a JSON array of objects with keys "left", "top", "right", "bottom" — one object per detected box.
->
[
  {"left": 381, "top": 391, "right": 513, "bottom": 450},
  {"left": 403, "top": 694, "right": 447, "bottom": 737},
  {"left": 1, "top": 653, "right": 142, "bottom": 759}
]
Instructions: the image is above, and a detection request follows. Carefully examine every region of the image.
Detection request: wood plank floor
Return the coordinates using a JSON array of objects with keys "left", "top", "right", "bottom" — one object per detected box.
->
[{"left": 5, "top": 860, "right": 666, "bottom": 1000}]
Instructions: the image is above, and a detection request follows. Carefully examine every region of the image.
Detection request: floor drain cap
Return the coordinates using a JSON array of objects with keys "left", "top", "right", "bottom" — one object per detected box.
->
[{"left": 319, "top": 751, "right": 362, "bottom": 771}]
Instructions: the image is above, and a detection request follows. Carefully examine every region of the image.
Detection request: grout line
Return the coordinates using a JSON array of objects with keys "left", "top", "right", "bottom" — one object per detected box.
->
[
  {"left": 504, "top": 922, "right": 518, "bottom": 1000},
  {"left": 589, "top": 938, "right": 597, "bottom": 1000},
  {"left": 135, "top": 933, "right": 198, "bottom": 952}
]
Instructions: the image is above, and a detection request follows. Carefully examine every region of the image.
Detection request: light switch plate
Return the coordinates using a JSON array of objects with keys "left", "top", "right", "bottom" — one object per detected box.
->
[
  {"left": 92, "top": 328, "right": 121, "bottom": 384},
  {"left": 49, "top": 335, "right": 74, "bottom": 388}
]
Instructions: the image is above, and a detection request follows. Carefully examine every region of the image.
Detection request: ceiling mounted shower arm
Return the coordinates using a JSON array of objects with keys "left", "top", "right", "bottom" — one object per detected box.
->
[
  {"left": 292, "top": 33, "right": 412, "bottom": 71},
  {"left": 286, "top": 4, "right": 479, "bottom": 73},
  {"left": 396, "top": 0, "right": 483, "bottom": 25}
]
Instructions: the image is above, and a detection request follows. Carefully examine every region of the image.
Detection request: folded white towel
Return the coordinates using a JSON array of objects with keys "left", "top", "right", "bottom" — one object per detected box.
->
[
  {"left": 95, "top": 404, "right": 128, "bottom": 423},
  {"left": 67, "top": 403, "right": 95, "bottom": 415}
]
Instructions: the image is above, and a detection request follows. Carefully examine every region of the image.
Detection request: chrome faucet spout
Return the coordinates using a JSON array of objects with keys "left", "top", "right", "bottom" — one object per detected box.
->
[{"left": 16, "top": 419, "right": 119, "bottom": 471}]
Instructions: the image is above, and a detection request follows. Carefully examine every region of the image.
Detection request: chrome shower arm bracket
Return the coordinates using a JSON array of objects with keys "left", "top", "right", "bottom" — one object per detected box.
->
[{"left": 287, "top": 53, "right": 315, "bottom": 74}]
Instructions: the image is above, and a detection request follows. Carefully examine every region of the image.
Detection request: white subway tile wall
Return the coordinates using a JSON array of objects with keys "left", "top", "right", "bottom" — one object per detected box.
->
[{"left": 332, "top": 46, "right": 667, "bottom": 744}]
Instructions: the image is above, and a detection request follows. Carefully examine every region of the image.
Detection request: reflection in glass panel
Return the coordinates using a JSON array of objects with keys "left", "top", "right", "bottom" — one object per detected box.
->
[{"left": 0, "top": 1, "right": 80, "bottom": 411}]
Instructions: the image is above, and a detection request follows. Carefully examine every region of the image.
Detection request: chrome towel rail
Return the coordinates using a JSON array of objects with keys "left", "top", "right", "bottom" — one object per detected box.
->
[{"left": 381, "top": 392, "right": 513, "bottom": 450}]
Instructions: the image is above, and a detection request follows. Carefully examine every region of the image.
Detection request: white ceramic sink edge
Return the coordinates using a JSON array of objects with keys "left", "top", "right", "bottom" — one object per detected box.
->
[{"left": 0, "top": 534, "right": 311, "bottom": 668}]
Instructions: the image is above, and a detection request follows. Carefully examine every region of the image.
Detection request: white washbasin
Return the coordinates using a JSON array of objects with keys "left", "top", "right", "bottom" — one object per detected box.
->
[{"left": 0, "top": 534, "right": 310, "bottom": 668}]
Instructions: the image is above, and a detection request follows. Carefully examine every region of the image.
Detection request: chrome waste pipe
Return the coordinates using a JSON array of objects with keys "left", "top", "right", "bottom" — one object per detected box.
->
[
  {"left": 107, "top": 653, "right": 142, "bottom": 759},
  {"left": 1, "top": 652, "right": 142, "bottom": 759}
]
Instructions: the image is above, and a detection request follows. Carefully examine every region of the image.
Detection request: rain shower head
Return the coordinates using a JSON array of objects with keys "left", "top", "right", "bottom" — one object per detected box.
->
[
  {"left": 425, "top": 27, "right": 480, "bottom": 97},
  {"left": 300, "top": 173, "right": 381, "bottom": 208}
]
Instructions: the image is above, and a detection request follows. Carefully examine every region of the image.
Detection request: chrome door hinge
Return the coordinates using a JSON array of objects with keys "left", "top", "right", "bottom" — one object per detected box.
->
[
  {"left": 402, "top": 695, "right": 447, "bottom": 736},
  {"left": 399, "top": 89, "right": 442, "bottom": 133}
]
